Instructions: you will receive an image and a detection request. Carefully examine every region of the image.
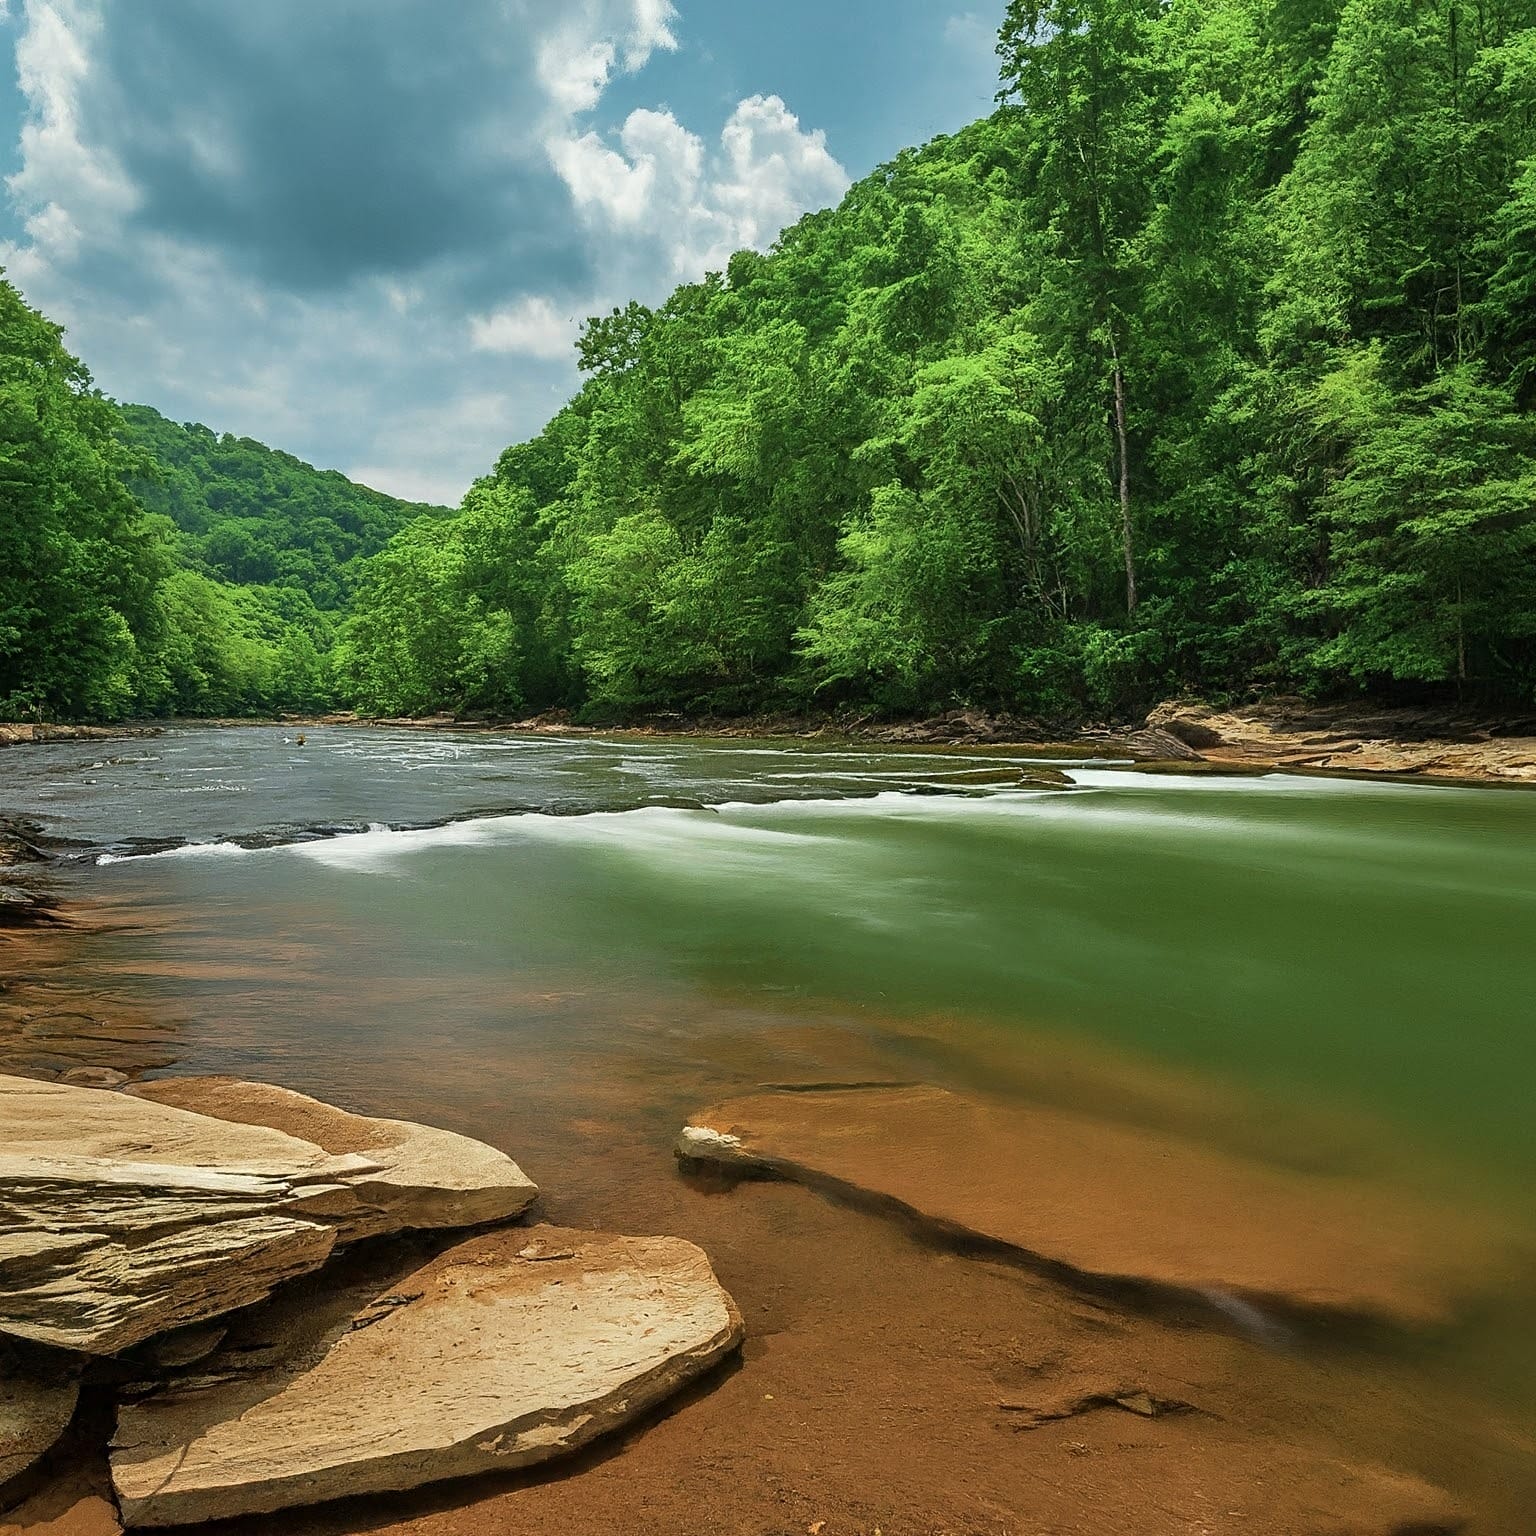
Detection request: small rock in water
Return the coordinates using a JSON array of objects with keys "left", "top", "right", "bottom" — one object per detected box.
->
[{"left": 997, "top": 1383, "right": 1197, "bottom": 1428}]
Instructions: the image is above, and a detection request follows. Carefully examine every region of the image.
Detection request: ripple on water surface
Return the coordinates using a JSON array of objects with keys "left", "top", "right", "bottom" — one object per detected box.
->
[{"left": 6, "top": 725, "right": 1536, "bottom": 1530}]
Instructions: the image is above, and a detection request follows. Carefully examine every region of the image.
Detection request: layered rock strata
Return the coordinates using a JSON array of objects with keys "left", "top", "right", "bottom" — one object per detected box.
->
[
  {"left": 110, "top": 1226, "right": 744, "bottom": 1527},
  {"left": 0, "top": 1075, "right": 536, "bottom": 1354},
  {"left": 128, "top": 1077, "right": 538, "bottom": 1242}
]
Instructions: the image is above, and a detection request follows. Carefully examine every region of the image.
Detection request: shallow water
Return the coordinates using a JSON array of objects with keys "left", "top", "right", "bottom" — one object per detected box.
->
[
  {"left": 6, "top": 724, "right": 1536, "bottom": 1528},
  {"left": 19, "top": 725, "right": 1532, "bottom": 1182}
]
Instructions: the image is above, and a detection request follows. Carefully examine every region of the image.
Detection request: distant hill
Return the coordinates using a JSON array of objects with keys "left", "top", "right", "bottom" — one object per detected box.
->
[{"left": 119, "top": 404, "right": 452, "bottom": 611}]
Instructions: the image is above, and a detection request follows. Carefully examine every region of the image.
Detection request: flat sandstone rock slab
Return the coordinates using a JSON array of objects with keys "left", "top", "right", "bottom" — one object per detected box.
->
[
  {"left": 0, "top": 1075, "right": 536, "bottom": 1355},
  {"left": 110, "top": 1226, "right": 744, "bottom": 1527},
  {"left": 128, "top": 1077, "right": 537, "bottom": 1241},
  {"left": 678, "top": 1086, "right": 1514, "bottom": 1328},
  {"left": 0, "top": 1076, "right": 353, "bottom": 1355}
]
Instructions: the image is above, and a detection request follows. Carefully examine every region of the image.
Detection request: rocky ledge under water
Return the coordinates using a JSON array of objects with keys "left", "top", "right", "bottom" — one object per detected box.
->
[{"left": 676, "top": 1084, "right": 1525, "bottom": 1332}]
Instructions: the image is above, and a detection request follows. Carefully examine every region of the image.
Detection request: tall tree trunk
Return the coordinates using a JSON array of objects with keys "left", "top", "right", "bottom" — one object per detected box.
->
[{"left": 1109, "top": 336, "right": 1137, "bottom": 615}]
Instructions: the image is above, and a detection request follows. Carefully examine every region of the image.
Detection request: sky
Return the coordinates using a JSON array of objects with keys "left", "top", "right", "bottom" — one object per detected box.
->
[{"left": 0, "top": 1, "right": 1001, "bottom": 506}]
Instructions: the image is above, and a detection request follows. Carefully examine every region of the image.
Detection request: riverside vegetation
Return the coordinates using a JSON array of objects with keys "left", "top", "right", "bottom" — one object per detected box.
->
[{"left": 5, "top": 0, "right": 1536, "bottom": 727}]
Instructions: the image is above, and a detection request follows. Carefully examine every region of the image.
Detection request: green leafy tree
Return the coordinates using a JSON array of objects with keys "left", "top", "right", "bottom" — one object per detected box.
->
[
  {"left": 0, "top": 276, "right": 168, "bottom": 718},
  {"left": 328, "top": 0, "right": 1536, "bottom": 720}
]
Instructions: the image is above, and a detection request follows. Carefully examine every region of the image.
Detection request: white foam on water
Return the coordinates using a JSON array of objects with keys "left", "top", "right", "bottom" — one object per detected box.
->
[
  {"left": 97, "top": 840, "right": 255, "bottom": 866},
  {"left": 1064, "top": 767, "right": 1470, "bottom": 796},
  {"left": 289, "top": 814, "right": 515, "bottom": 870},
  {"left": 292, "top": 802, "right": 835, "bottom": 877},
  {"left": 94, "top": 762, "right": 1509, "bottom": 890}
]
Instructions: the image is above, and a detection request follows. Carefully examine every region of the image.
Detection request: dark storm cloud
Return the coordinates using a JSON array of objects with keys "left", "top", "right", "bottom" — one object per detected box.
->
[{"left": 85, "top": 0, "right": 591, "bottom": 294}]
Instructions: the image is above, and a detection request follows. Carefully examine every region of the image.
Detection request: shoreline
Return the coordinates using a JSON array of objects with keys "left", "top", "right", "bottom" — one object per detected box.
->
[
  {"left": 5, "top": 697, "right": 1536, "bottom": 787},
  {"left": 0, "top": 723, "right": 164, "bottom": 750},
  {"left": 352, "top": 697, "right": 1536, "bottom": 788},
  {"left": 2, "top": 896, "right": 1531, "bottom": 1536}
]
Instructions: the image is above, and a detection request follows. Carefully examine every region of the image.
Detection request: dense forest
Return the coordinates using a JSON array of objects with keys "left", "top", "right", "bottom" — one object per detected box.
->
[
  {"left": 5, "top": 0, "right": 1536, "bottom": 724},
  {"left": 0, "top": 315, "right": 444, "bottom": 719},
  {"left": 120, "top": 406, "right": 443, "bottom": 613}
]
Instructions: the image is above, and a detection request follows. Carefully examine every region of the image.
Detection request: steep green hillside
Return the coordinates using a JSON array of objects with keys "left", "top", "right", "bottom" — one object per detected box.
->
[
  {"left": 0, "top": 285, "right": 453, "bottom": 721},
  {"left": 120, "top": 404, "right": 449, "bottom": 612},
  {"left": 341, "top": 0, "right": 1536, "bottom": 721}
]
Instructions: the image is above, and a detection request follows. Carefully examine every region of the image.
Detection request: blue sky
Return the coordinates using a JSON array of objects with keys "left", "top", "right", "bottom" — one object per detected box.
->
[{"left": 0, "top": 2, "right": 1001, "bottom": 504}]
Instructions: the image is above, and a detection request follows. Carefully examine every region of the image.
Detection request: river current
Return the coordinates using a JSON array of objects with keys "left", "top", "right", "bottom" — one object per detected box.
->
[
  {"left": 5, "top": 724, "right": 1534, "bottom": 1529},
  {"left": 11, "top": 724, "right": 1533, "bottom": 1176}
]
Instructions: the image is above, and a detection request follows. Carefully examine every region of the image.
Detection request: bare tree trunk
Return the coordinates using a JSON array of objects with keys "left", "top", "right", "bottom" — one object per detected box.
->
[{"left": 1109, "top": 338, "right": 1136, "bottom": 615}]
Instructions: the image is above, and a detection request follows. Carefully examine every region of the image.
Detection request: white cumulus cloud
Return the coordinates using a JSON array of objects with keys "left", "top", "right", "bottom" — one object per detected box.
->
[
  {"left": 469, "top": 294, "right": 579, "bottom": 360},
  {"left": 713, "top": 95, "right": 849, "bottom": 253},
  {"left": 6, "top": 0, "right": 136, "bottom": 271},
  {"left": 547, "top": 94, "right": 849, "bottom": 288},
  {"left": 624, "top": 0, "right": 679, "bottom": 67},
  {"left": 536, "top": 0, "right": 679, "bottom": 117},
  {"left": 0, "top": 0, "right": 844, "bottom": 506}
]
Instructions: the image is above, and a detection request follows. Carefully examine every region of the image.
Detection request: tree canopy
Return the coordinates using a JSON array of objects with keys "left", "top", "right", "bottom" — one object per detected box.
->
[
  {"left": 341, "top": 0, "right": 1536, "bottom": 722},
  {"left": 8, "top": 0, "right": 1536, "bottom": 725}
]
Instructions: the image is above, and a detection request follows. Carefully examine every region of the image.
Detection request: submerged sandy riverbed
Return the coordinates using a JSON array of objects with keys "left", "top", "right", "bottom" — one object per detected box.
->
[
  {"left": 3, "top": 728, "right": 1535, "bottom": 1533},
  {"left": 4, "top": 907, "right": 1534, "bottom": 1536}
]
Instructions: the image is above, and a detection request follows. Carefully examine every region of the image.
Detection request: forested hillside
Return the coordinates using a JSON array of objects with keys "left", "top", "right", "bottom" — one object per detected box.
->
[
  {"left": 120, "top": 406, "right": 445, "bottom": 612},
  {"left": 341, "top": 0, "right": 1536, "bottom": 722},
  {"left": 0, "top": 287, "right": 444, "bottom": 719},
  {"left": 6, "top": 0, "right": 1535, "bottom": 727}
]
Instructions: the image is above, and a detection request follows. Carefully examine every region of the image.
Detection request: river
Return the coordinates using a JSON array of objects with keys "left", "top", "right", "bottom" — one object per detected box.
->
[{"left": 4, "top": 724, "right": 1534, "bottom": 1534}]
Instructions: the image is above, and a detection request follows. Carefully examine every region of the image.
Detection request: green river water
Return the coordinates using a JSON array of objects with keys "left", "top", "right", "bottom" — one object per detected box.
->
[
  {"left": 6, "top": 725, "right": 1534, "bottom": 1524},
  {"left": 20, "top": 726, "right": 1528, "bottom": 1183}
]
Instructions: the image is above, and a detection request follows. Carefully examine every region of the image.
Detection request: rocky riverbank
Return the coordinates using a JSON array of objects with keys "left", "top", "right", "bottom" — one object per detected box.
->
[
  {"left": 0, "top": 726, "right": 162, "bottom": 751},
  {"left": 8, "top": 1063, "right": 1523, "bottom": 1536},
  {"left": 3, "top": 977, "right": 1532, "bottom": 1534},
  {"left": 7, "top": 697, "right": 1536, "bottom": 785},
  {"left": 0, "top": 1075, "right": 742, "bottom": 1529},
  {"left": 1147, "top": 698, "right": 1536, "bottom": 783},
  {"left": 356, "top": 697, "right": 1536, "bottom": 785}
]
